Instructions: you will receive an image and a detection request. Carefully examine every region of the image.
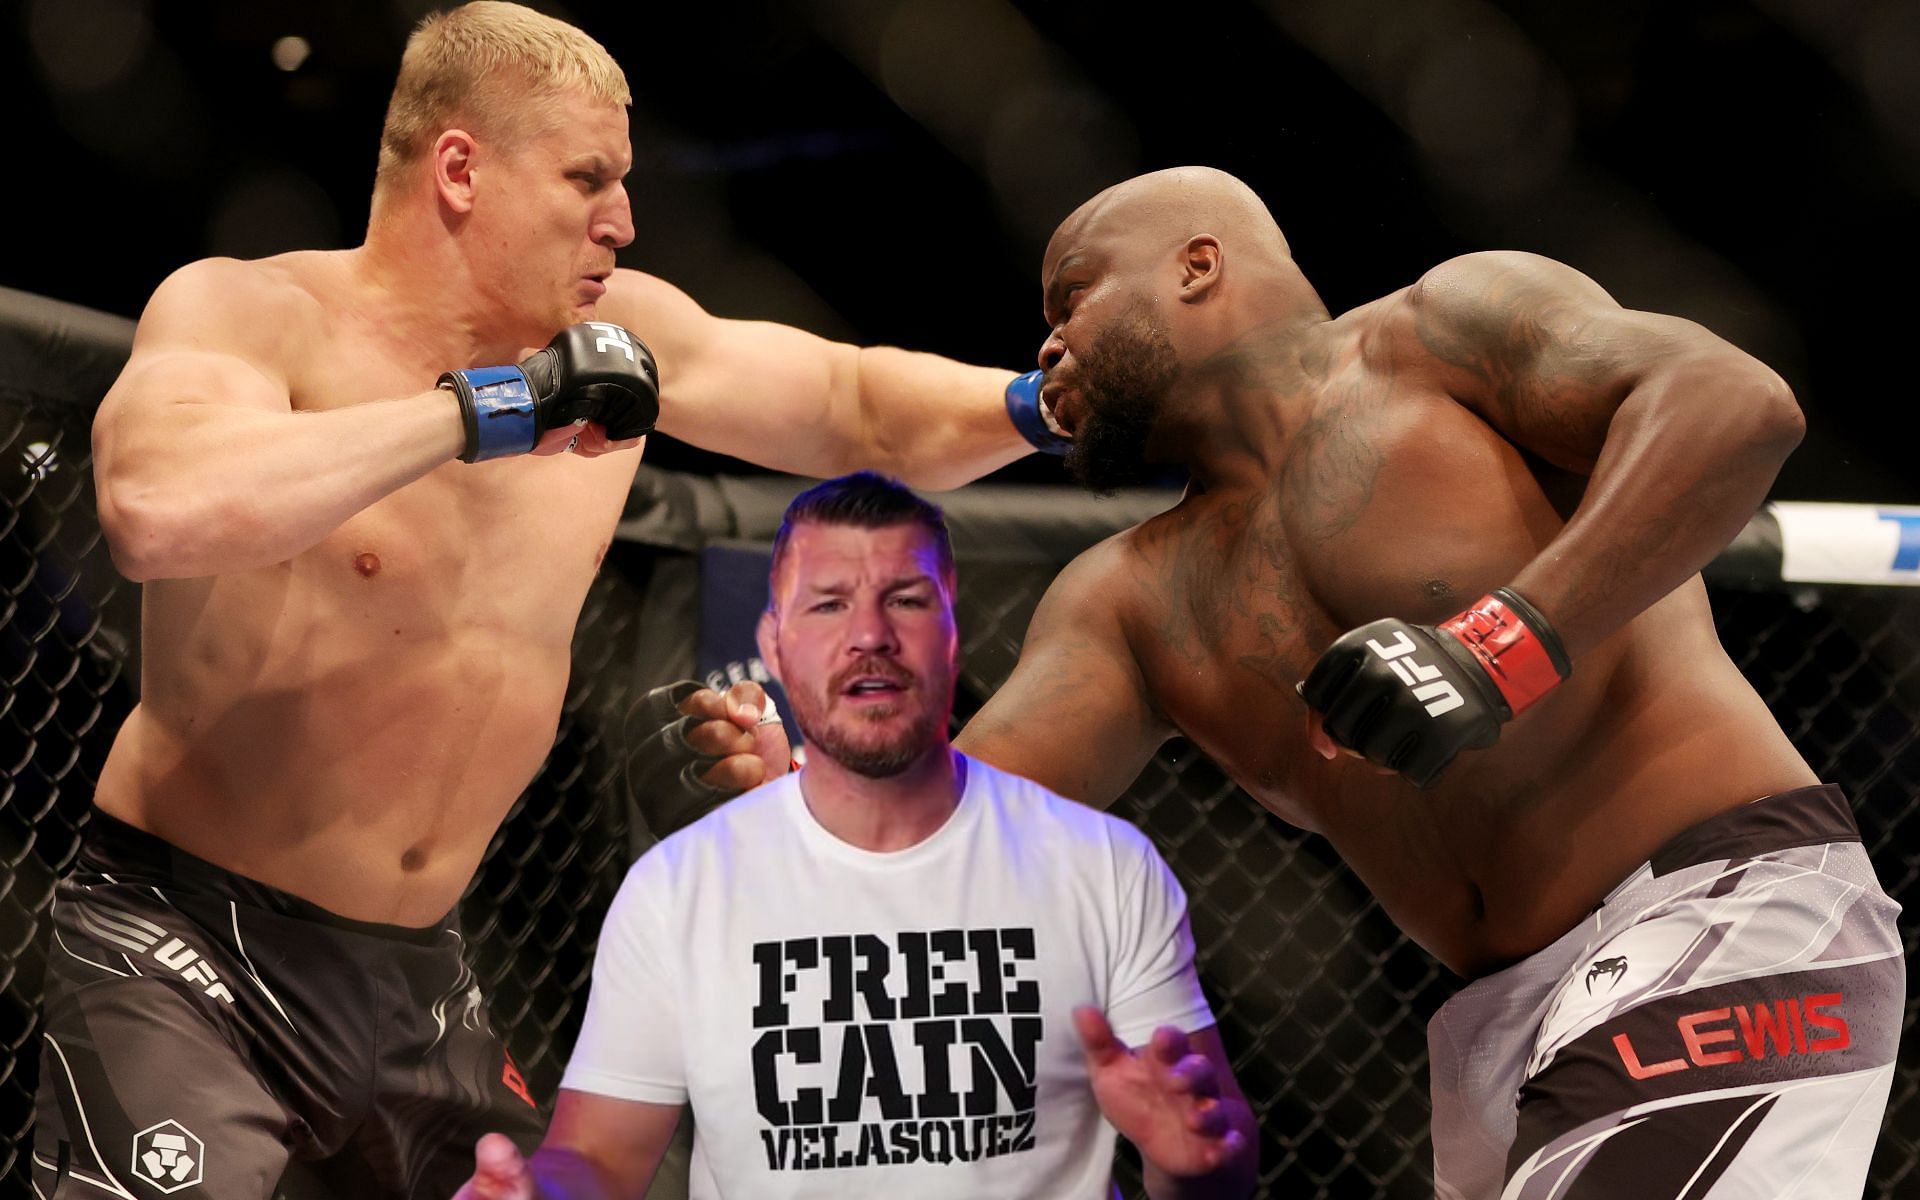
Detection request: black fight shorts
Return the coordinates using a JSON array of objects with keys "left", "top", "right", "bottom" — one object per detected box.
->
[{"left": 31, "top": 811, "right": 544, "bottom": 1199}]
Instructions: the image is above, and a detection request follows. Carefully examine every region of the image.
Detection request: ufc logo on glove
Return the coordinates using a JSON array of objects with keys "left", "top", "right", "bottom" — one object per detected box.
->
[
  {"left": 1366, "top": 631, "right": 1466, "bottom": 718},
  {"left": 588, "top": 321, "right": 638, "bottom": 362},
  {"left": 1301, "top": 588, "right": 1570, "bottom": 787}
]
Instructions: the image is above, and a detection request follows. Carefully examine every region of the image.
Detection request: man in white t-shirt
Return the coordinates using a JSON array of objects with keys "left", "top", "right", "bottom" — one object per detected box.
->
[{"left": 455, "top": 471, "right": 1256, "bottom": 1199}]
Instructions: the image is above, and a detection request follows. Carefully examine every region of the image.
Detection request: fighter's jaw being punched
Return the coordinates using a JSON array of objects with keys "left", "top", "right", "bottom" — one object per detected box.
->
[{"left": 1044, "top": 304, "right": 1183, "bottom": 495}]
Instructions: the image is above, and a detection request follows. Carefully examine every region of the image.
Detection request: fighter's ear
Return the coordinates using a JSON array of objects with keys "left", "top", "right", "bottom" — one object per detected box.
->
[
  {"left": 432, "top": 129, "right": 480, "bottom": 214},
  {"left": 1178, "top": 235, "right": 1223, "bottom": 302}
]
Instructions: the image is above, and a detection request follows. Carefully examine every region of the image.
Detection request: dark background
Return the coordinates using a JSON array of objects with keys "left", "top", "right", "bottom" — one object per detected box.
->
[{"left": 6, "top": 0, "right": 1918, "bottom": 502}]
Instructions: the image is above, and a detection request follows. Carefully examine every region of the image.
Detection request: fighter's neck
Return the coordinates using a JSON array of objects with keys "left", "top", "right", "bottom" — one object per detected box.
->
[
  {"left": 351, "top": 222, "right": 545, "bottom": 367},
  {"left": 797, "top": 747, "right": 967, "bottom": 853},
  {"left": 1161, "top": 313, "right": 1330, "bottom": 490}
]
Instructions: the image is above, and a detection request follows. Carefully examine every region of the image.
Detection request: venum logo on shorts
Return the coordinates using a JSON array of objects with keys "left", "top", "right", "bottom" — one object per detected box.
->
[
  {"left": 131, "top": 1120, "right": 204, "bottom": 1193},
  {"left": 1365, "top": 631, "right": 1465, "bottom": 717},
  {"left": 1585, "top": 956, "right": 1629, "bottom": 994}
]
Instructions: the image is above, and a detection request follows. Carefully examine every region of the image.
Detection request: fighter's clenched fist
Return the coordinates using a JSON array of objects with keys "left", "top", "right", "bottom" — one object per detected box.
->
[
  {"left": 1300, "top": 588, "right": 1570, "bottom": 788},
  {"left": 440, "top": 321, "right": 659, "bottom": 462}
]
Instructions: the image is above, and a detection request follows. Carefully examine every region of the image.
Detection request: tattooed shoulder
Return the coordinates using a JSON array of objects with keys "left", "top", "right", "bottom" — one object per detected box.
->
[{"left": 1401, "top": 252, "right": 1635, "bottom": 467}]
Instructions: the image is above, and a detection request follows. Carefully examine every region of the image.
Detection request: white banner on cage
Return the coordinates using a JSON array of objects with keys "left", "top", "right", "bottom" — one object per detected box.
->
[{"left": 1772, "top": 502, "right": 1920, "bottom": 586}]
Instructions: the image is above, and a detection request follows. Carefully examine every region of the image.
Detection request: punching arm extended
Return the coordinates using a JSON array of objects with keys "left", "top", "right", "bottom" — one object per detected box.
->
[
  {"left": 1409, "top": 251, "right": 1803, "bottom": 660},
  {"left": 600, "top": 271, "right": 1045, "bottom": 490}
]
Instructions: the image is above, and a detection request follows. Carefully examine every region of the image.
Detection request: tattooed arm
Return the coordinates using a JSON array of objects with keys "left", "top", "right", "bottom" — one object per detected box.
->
[
  {"left": 1404, "top": 251, "right": 1803, "bottom": 659},
  {"left": 955, "top": 536, "right": 1171, "bottom": 808}
]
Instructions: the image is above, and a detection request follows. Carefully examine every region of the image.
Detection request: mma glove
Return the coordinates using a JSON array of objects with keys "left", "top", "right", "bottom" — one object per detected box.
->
[
  {"left": 440, "top": 321, "right": 660, "bottom": 463},
  {"left": 624, "top": 680, "right": 746, "bottom": 838},
  {"left": 1299, "top": 587, "right": 1571, "bottom": 789}
]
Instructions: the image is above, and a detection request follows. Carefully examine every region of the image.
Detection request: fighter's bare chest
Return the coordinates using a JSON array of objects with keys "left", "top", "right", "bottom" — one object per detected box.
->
[
  {"left": 1118, "top": 498, "right": 1352, "bottom": 812},
  {"left": 291, "top": 354, "right": 635, "bottom": 608},
  {"left": 1121, "top": 423, "right": 1551, "bottom": 815}
]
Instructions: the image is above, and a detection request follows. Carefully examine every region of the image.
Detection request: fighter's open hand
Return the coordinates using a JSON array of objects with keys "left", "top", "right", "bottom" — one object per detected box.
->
[
  {"left": 1075, "top": 1008, "right": 1247, "bottom": 1182},
  {"left": 624, "top": 679, "right": 792, "bottom": 837},
  {"left": 453, "top": 1133, "right": 537, "bottom": 1200}
]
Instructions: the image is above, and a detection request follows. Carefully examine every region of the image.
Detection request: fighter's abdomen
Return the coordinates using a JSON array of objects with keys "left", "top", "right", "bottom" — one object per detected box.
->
[{"left": 94, "top": 454, "right": 633, "bottom": 924}]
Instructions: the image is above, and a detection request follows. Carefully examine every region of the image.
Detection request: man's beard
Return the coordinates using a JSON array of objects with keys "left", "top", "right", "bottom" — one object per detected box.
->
[
  {"left": 790, "top": 675, "right": 949, "bottom": 779},
  {"left": 1062, "top": 306, "right": 1179, "bottom": 495}
]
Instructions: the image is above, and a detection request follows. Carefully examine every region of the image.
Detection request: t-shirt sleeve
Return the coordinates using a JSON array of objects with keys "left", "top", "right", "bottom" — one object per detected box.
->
[
  {"left": 560, "top": 857, "right": 688, "bottom": 1103},
  {"left": 1106, "top": 828, "right": 1216, "bottom": 1046}
]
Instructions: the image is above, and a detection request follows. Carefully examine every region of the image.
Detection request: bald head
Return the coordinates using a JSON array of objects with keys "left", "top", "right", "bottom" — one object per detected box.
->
[
  {"left": 1033, "top": 168, "right": 1325, "bottom": 492},
  {"left": 1039, "top": 166, "right": 1312, "bottom": 350},
  {"left": 1047, "top": 167, "right": 1291, "bottom": 274}
]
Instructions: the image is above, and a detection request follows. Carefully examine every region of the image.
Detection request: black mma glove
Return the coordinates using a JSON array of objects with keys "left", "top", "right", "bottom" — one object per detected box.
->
[
  {"left": 440, "top": 321, "right": 660, "bottom": 463},
  {"left": 623, "top": 680, "right": 745, "bottom": 837},
  {"left": 1299, "top": 587, "right": 1571, "bottom": 788}
]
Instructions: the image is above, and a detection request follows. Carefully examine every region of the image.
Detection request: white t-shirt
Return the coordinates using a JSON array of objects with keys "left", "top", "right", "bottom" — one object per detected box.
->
[{"left": 564, "top": 755, "right": 1214, "bottom": 1199}]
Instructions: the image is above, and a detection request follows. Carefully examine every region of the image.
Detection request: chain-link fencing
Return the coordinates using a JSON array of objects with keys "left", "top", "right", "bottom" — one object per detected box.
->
[{"left": 2, "top": 296, "right": 1915, "bottom": 1197}]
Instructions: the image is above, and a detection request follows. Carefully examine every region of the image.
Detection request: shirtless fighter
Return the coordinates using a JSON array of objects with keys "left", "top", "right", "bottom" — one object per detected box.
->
[
  {"left": 29, "top": 5, "right": 1059, "bottom": 1198},
  {"left": 951, "top": 168, "right": 1905, "bottom": 1197}
]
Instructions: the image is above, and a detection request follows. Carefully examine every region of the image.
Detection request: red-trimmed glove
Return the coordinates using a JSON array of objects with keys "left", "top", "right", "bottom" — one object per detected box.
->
[{"left": 1299, "top": 588, "right": 1571, "bottom": 788}]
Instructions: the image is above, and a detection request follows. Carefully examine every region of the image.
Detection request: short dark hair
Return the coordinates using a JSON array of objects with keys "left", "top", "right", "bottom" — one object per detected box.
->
[{"left": 769, "top": 471, "right": 954, "bottom": 598}]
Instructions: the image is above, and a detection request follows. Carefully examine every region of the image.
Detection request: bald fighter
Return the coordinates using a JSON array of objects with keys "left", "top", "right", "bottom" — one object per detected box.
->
[
  {"left": 951, "top": 169, "right": 1903, "bottom": 1197},
  {"left": 29, "top": 5, "right": 1061, "bottom": 1199}
]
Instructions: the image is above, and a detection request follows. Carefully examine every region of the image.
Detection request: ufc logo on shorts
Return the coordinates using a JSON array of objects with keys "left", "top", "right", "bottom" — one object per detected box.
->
[
  {"left": 154, "top": 937, "right": 237, "bottom": 1004},
  {"left": 587, "top": 322, "right": 637, "bottom": 362},
  {"left": 73, "top": 902, "right": 236, "bottom": 1003},
  {"left": 1366, "top": 631, "right": 1464, "bottom": 717}
]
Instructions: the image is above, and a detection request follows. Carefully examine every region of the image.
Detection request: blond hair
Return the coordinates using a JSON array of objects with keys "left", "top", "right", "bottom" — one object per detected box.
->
[{"left": 375, "top": 2, "right": 630, "bottom": 190}]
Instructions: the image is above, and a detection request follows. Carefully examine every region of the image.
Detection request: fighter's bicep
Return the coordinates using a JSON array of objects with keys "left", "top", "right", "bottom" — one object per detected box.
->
[
  {"left": 95, "top": 259, "right": 304, "bottom": 440},
  {"left": 94, "top": 348, "right": 293, "bottom": 467},
  {"left": 957, "top": 554, "right": 1166, "bottom": 808},
  {"left": 1406, "top": 252, "right": 1693, "bottom": 473},
  {"left": 604, "top": 271, "right": 855, "bottom": 466},
  {"left": 108, "top": 347, "right": 292, "bottom": 416},
  {"left": 672, "top": 319, "right": 857, "bottom": 470},
  {"left": 959, "top": 643, "right": 1164, "bottom": 809}
]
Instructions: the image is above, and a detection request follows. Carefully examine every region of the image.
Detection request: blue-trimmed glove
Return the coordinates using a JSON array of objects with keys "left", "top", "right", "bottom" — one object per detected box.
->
[
  {"left": 440, "top": 321, "right": 660, "bottom": 463},
  {"left": 1006, "top": 370, "right": 1071, "bottom": 455}
]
